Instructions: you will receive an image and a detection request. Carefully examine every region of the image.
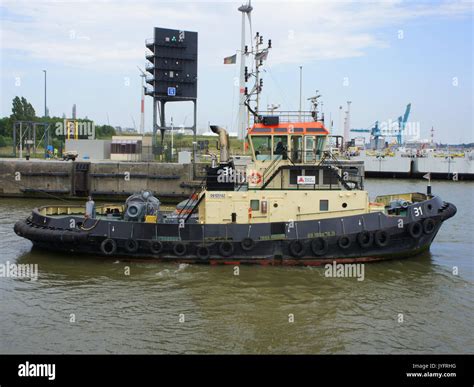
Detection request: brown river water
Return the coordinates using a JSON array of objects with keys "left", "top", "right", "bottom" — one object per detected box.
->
[{"left": 0, "top": 178, "right": 472, "bottom": 354}]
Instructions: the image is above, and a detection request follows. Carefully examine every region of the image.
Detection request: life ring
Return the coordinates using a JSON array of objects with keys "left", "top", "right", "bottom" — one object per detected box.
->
[
  {"left": 150, "top": 240, "right": 163, "bottom": 255},
  {"left": 219, "top": 241, "right": 234, "bottom": 257},
  {"left": 289, "top": 240, "right": 305, "bottom": 257},
  {"left": 357, "top": 231, "right": 373, "bottom": 248},
  {"left": 374, "top": 230, "right": 390, "bottom": 247},
  {"left": 408, "top": 222, "right": 423, "bottom": 239},
  {"left": 338, "top": 235, "right": 351, "bottom": 249},
  {"left": 196, "top": 246, "right": 210, "bottom": 260},
  {"left": 423, "top": 218, "right": 436, "bottom": 235},
  {"left": 173, "top": 242, "right": 187, "bottom": 256},
  {"left": 125, "top": 238, "right": 139, "bottom": 253},
  {"left": 310, "top": 238, "right": 328, "bottom": 256},
  {"left": 241, "top": 237, "right": 256, "bottom": 251},
  {"left": 101, "top": 238, "right": 117, "bottom": 256},
  {"left": 248, "top": 171, "right": 262, "bottom": 185}
]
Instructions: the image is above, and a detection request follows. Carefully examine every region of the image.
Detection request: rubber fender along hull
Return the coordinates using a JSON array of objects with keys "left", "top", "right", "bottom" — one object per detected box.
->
[{"left": 13, "top": 199, "right": 457, "bottom": 265}]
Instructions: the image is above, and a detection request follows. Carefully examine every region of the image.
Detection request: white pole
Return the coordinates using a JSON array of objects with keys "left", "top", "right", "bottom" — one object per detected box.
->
[
  {"left": 338, "top": 106, "right": 343, "bottom": 147},
  {"left": 237, "top": 2, "right": 252, "bottom": 140},
  {"left": 344, "top": 101, "right": 352, "bottom": 149},
  {"left": 140, "top": 75, "right": 145, "bottom": 134},
  {"left": 299, "top": 66, "right": 303, "bottom": 120},
  {"left": 237, "top": 11, "right": 246, "bottom": 140},
  {"left": 19, "top": 123, "right": 22, "bottom": 159},
  {"left": 171, "top": 117, "right": 174, "bottom": 160}
]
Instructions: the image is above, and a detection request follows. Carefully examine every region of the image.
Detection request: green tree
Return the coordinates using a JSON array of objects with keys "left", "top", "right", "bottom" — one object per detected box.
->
[
  {"left": 10, "top": 96, "right": 36, "bottom": 121},
  {"left": 95, "top": 125, "right": 116, "bottom": 139},
  {"left": 0, "top": 117, "right": 12, "bottom": 138}
]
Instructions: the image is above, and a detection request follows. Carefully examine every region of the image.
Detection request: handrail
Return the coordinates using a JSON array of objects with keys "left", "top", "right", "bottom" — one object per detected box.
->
[
  {"left": 262, "top": 155, "right": 282, "bottom": 182},
  {"left": 178, "top": 176, "right": 207, "bottom": 222},
  {"left": 259, "top": 151, "right": 364, "bottom": 191},
  {"left": 253, "top": 110, "right": 324, "bottom": 124},
  {"left": 184, "top": 192, "right": 205, "bottom": 223}
]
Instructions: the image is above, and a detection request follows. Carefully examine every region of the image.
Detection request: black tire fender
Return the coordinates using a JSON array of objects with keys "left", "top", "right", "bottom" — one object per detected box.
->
[
  {"left": 310, "top": 238, "right": 328, "bottom": 256},
  {"left": 241, "top": 237, "right": 255, "bottom": 251},
  {"left": 173, "top": 242, "right": 187, "bottom": 256},
  {"left": 289, "top": 240, "right": 305, "bottom": 257},
  {"left": 338, "top": 235, "right": 351, "bottom": 249},
  {"left": 101, "top": 238, "right": 117, "bottom": 256},
  {"left": 125, "top": 238, "right": 139, "bottom": 253},
  {"left": 150, "top": 240, "right": 163, "bottom": 255},
  {"left": 218, "top": 241, "right": 234, "bottom": 257},
  {"left": 408, "top": 222, "right": 423, "bottom": 239},
  {"left": 374, "top": 230, "right": 390, "bottom": 247},
  {"left": 422, "top": 218, "right": 436, "bottom": 235},
  {"left": 357, "top": 231, "right": 373, "bottom": 248},
  {"left": 196, "top": 245, "right": 210, "bottom": 260}
]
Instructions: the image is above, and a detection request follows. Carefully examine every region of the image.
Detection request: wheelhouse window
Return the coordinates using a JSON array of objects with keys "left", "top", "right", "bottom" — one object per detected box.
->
[
  {"left": 291, "top": 135, "right": 303, "bottom": 163},
  {"left": 304, "top": 136, "right": 325, "bottom": 163},
  {"left": 304, "top": 136, "right": 316, "bottom": 162},
  {"left": 251, "top": 136, "right": 272, "bottom": 161},
  {"left": 316, "top": 136, "right": 325, "bottom": 155},
  {"left": 273, "top": 135, "right": 288, "bottom": 160}
]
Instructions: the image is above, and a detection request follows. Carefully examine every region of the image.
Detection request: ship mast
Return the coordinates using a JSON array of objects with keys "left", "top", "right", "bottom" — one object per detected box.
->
[
  {"left": 307, "top": 91, "right": 323, "bottom": 122},
  {"left": 237, "top": 1, "right": 253, "bottom": 140},
  {"left": 244, "top": 32, "right": 271, "bottom": 121}
]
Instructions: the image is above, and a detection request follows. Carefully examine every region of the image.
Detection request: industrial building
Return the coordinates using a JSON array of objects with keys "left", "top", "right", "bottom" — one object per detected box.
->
[{"left": 65, "top": 139, "right": 111, "bottom": 160}]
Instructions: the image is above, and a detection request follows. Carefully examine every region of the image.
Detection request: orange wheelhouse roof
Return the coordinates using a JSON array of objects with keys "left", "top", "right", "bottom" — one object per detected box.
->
[{"left": 248, "top": 121, "right": 329, "bottom": 136}]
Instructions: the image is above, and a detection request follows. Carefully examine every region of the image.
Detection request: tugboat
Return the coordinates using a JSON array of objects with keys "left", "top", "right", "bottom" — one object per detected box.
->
[
  {"left": 14, "top": 111, "right": 457, "bottom": 265},
  {"left": 14, "top": 35, "right": 456, "bottom": 265}
]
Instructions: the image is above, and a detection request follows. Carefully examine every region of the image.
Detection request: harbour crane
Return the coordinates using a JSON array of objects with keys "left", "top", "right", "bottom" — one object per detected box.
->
[
  {"left": 397, "top": 103, "right": 411, "bottom": 145},
  {"left": 350, "top": 104, "right": 411, "bottom": 145}
]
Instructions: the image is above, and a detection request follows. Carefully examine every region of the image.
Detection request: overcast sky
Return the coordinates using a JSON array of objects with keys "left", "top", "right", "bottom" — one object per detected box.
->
[{"left": 1, "top": 0, "right": 473, "bottom": 143}]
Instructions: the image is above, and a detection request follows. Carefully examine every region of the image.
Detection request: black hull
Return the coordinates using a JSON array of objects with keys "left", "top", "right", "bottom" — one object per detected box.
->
[
  {"left": 365, "top": 171, "right": 473, "bottom": 181},
  {"left": 14, "top": 196, "right": 457, "bottom": 265}
]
